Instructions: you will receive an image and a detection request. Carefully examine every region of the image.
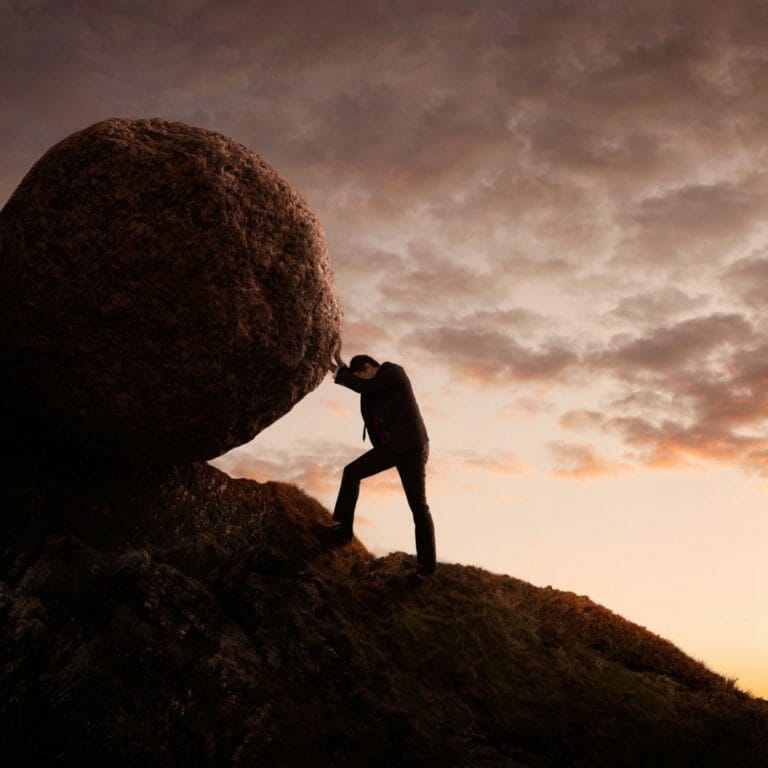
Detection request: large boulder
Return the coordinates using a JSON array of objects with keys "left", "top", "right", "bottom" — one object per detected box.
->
[{"left": 0, "top": 118, "right": 341, "bottom": 464}]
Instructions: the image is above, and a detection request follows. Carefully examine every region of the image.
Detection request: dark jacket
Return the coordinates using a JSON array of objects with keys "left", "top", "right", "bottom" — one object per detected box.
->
[{"left": 335, "top": 362, "right": 428, "bottom": 454}]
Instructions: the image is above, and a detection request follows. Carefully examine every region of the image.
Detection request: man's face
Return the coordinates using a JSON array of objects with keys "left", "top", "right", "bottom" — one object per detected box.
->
[{"left": 353, "top": 363, "right": 378, "bottom": 380}]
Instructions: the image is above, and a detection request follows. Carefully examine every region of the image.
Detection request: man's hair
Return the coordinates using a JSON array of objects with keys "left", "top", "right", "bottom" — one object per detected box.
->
[{"left": 349, "top": 354, "right": 380, "bottom": 373}]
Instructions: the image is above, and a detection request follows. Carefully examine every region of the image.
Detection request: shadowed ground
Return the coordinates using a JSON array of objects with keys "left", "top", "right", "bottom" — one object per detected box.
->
[{"left": 1, "top": 462, "right": 767, "bottom": 767}]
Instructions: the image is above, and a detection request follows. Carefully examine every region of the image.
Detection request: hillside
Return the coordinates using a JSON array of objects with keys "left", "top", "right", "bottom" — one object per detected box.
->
[{"left": 1, "top": 461, "right": 767, "bottom": 767}]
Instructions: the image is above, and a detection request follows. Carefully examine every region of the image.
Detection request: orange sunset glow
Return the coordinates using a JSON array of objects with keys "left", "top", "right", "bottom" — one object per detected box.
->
[{"left": 4, "top": 0, "right": 768, "bottom": 699}]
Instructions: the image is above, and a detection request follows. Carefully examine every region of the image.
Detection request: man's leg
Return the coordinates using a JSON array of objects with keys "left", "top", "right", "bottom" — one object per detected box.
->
[
  {"left": 333, "top": 446, "right": 397, "bottom": 534},
  {"left": 396, "top": 444, "right": 436, "bottom": 573}
]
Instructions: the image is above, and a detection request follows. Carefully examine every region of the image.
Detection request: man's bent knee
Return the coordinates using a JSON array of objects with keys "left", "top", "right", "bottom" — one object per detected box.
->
[{"left": 342, "top": 463, "right": 361, "bottom": 482}]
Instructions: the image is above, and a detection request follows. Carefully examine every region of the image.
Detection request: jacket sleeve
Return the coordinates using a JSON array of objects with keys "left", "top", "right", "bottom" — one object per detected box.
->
[{"left": 334, "top": 363, "right": 404, "bottom": 393}]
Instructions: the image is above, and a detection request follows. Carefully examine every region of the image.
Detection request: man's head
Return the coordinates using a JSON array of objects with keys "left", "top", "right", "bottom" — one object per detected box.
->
[{"left": 349, "top": 354, "right": 380, "bottom": 379}]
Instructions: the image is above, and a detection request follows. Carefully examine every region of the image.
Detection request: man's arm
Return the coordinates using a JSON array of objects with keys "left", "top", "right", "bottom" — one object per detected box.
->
[{"left": 334, "top": 362, "right": 404, "bottom": 393}]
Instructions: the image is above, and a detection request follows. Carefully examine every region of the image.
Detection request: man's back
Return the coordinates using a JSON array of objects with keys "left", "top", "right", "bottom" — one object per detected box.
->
[{"left": 335, "top": 361, "right": 428, "bottom": 453}]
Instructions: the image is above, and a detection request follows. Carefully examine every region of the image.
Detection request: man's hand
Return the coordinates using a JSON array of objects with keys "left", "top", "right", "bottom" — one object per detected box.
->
[
  {"left": 326, "top": 347, "right": 338, "bottom": 374},
  {"left": 326, "top": 338, "right": 345, "bottom": 374},
  {"left": 333, "top": 338, "right": 345, "bottom": 368}
]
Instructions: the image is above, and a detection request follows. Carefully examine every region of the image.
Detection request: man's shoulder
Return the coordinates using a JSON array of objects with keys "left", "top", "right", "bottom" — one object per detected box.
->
[{"left": 380, "top": 361, "right": 407, "bottom": 378}]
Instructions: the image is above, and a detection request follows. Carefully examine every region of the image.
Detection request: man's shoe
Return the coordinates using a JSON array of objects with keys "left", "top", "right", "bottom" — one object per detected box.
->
[
  {"left": 405, "top": 564, "right": 435, "bottom": 586},
  {"left": 322, "top": 522, "right": 353, "bottom": 546}
]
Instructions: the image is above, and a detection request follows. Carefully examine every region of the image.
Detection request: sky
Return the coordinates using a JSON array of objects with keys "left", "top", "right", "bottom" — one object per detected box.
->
[{"left": 3, "top": 0, "right": 768, "bottom": 698}]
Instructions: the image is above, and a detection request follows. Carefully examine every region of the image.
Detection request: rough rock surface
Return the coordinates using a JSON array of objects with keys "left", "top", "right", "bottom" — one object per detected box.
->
[
  {"left": 1, "top": 464, "right": 767, "bottom": 767},
  {"left": 0, "top": 118, "right": 341, "bottom": 464}
]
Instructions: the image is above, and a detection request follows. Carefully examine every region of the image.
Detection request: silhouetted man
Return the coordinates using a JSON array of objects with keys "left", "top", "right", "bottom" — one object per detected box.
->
[{"left": 327, "top": 342, "right": 436, "bottom": 577}]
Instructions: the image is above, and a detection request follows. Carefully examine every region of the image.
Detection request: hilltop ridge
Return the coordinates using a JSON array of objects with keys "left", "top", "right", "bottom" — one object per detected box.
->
[{"left": 1, "top": 461, "right": 766, "bottom": 767}]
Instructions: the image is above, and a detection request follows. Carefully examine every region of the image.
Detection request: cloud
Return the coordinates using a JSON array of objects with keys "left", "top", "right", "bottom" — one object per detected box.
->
[
  {"left": 589, "top": 313, "right": 753, "bottom": 377},
  {"left": 609, "top": 390, "right": 679, "bottom": 416},
  {"left": 690, "top": 345, "right": 768, "bottom": 433},
  {"left": 503, "top": 396, "right": 557, "bottom": 417},
  {"left": 550, "top": 305, "right": 768, "bottom": 476},
  {"left": 721, "top": 254, "right": 768, "bottom": 310},
  {"left": 339, "top": 321, "right": 392, "bottom": 354},
  {"left": 560, "top": 410, "right": 607, "bottom": 431},
  {"left": 616, "top": 179, "right": 768, "bottom": 270},
  {"left": 606, "top": 415, "right": 764, "bottom": 469},
  {"left": 563, "top": 316, "right": 768, "bottom": 474},
  {"left": 450, "top": 449, "right": 528, "bottom": 477},
  {"left": 377, "top": 240, "right": 509, "bottom": 312},
  {"left": 403, "top": 325, "right": 578, "bottom": 383},
  {"left": 212, "top": 442, "right": 349, "bottom": 500},
  {"left": 212, "top": 439, "right": 412, "bottom": 501},
  {"left": 549, "top": 442, "right": 629, "bottom": 478},
  {"left": 608, "top": 287, "right": 709, "bottom": 324}
]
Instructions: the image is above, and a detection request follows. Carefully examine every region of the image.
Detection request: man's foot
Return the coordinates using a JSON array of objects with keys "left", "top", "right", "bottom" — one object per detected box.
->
[
  {"left": 405, "top": 564, "right": 436, "bottom": 586},
  {"left": 321, "top": 522, "right": 353, "bottom": 546}
]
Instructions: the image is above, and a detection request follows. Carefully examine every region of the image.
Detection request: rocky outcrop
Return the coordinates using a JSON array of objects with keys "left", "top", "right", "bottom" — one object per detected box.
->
[
  {"left": 0, "top": 118, "right": 341, "bottom": 464},
  {"left": 1, "top": 464, "right": 767, "bottom": 768}
]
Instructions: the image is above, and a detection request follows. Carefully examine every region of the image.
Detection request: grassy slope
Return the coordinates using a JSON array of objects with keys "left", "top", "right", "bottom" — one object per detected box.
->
[{"left": 1, "top": 462, "right": 767, "bottom": 767}]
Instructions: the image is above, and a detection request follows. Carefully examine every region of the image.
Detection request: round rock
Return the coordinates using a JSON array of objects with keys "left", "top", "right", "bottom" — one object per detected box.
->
[{"left": 0, "top": 118, "right": 341, "bottom": 464}]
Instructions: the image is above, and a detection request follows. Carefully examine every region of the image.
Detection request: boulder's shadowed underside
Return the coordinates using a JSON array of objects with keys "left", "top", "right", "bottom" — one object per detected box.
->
[{"left": 0, "top": 118, "right": 341, "bottom": 464}]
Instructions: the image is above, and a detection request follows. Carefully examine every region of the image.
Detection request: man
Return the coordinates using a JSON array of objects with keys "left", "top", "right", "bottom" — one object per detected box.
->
[{"left": 327, "top": 341, "right": 436, "bottom": 577}]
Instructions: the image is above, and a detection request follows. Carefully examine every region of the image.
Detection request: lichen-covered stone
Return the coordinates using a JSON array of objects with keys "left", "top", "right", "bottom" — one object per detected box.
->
[{"left": 0, "top": 118, "right": 341, "bottom": 463}]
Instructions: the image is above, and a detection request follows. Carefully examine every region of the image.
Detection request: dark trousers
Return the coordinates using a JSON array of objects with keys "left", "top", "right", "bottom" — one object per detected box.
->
[{"left": 333, "top": 443, "right": 436, "bottom": 569}]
